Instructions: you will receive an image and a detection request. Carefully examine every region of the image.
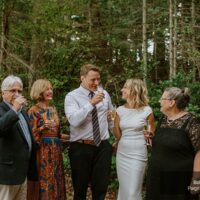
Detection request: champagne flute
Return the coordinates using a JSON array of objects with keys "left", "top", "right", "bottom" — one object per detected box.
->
[
  {"left": 111, "top": 104, "right": 117, "bottom": 121},
  {"left": 97, "top": 84, "right": 104, "bottom": 105},
  {"left": 97, "top": 84, "right": 104, "bottom": 93},
  {"left": 144, "top": 121, "right": 152, "bottom": 146},
  {"left": 47, "top": 107, "right": 56, "bottom": 131}
]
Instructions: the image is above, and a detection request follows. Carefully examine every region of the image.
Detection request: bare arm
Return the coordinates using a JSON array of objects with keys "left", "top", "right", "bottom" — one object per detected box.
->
[
  {"left": 190, "top": 150, "right": 200, "bottom": 195},
  {"left": 193, "top": 150, "right": 200, "bottom": 172},
  {"left": 112, "top": 113, "right": 121, "bottom": 140},
  {"left": 147, "top": 113, "right": 156, "bottom": 136}
]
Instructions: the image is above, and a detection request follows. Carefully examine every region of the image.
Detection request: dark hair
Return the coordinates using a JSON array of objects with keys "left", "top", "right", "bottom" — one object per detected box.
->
[
  {"left": 164, "top": 87, "right": 190, "bottom": 110},
  {"left": 80, "top": 64, "right": 100, "bottom": 76}
]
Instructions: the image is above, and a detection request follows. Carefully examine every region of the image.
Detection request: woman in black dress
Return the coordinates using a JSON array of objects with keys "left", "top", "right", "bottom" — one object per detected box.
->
[{"left": 146, "top": 87, "right": 200, "bottom": 200}]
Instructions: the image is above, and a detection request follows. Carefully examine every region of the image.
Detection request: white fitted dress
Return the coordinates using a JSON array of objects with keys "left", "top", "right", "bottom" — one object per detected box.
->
[{"left": 116, "top": 105, "right": 153, "bottom": 200}]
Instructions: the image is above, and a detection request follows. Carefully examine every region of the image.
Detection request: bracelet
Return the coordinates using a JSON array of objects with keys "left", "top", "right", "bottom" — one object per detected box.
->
[{"left": 189, "top": 177, "right": 200, "bottom": 195}]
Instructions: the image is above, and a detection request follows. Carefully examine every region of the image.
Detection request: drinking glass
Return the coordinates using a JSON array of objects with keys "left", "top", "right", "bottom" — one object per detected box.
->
[
  {"left": 144, "top": 122, "right": 152, "bottom": 146},
  {"left": 47, "top": 107, "right": 56, "bottom": 131},
  {"left": 97, "top": 84, "right": 104, "bottom": 105},
  {"left": 111, "top": 104, "right": 117, "bottom": 121}
]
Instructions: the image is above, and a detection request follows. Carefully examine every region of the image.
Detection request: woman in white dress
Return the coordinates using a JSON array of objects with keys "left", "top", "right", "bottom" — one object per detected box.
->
[{"left": 113, "top": 78, "right": 155, "bottom": 200}]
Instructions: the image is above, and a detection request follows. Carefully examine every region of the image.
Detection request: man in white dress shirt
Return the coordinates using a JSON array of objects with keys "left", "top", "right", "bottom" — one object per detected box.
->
[{"left": 65, "top": 64, "right": 113, "bottom": 200}]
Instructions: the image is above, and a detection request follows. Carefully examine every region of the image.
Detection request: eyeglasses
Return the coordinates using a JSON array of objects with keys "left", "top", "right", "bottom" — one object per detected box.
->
[
  {"left": 159, "top": 98, "right": 172, "bottom": 101},
  {"left": 4, "top": 89, "right": 22, "bottom": 94}
]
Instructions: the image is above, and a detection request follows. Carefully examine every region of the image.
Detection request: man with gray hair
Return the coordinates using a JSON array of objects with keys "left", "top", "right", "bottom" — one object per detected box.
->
[{"left": 0, "top": 75, "right": 37, "bottom": 200}]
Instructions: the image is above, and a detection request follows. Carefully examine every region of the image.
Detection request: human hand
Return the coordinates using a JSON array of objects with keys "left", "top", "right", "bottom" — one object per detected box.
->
[
  {"left": 90, "top": 92, "right": 105, "bottom": 106},
  {"left": 44, "top": 119, "right": 55, "bottom": 130},
  {"left": 12, "top": 95, "right": 27, "bottom": 111},
  {"left": 143, "top": 125, "right": 153, "bottom": 146},
  {"left": 60, "top": 134, "right": 70, "bottom": 143},
  {"left": 189, "top": 173, "right": 200, "bottom": 195},
  {"left": 112, "top": 141, "right": 118, "bottom": 154},
  {"left": 143, "top": 129, "right": 153, "bottom": 140}
]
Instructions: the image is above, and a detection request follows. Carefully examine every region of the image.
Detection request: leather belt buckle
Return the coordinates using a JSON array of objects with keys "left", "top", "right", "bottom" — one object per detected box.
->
[{"left": 77, "top": 139, "right": 95, "bottom": 145}]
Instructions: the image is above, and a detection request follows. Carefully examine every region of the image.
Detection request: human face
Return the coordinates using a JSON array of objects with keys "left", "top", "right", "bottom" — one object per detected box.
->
[
  {"left": 81, "top": 70, "right": 101, "bottom": 91},
  {"left": 2, "top": 82, "right": 23, "bottom": 105},
  {"left": 121, "top": 84, "right": 130, "bottom": 100},
  {"left": 159, "top": 91, "right": 174, "bottom": 114},
  {"left": 41, "top": 86, "right": 53, "bottom": 102}
]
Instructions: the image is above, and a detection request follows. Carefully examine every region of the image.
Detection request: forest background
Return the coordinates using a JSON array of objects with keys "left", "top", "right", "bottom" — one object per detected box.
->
[{"left": 1, "top": 0, "right": 200, "bottom": 197}]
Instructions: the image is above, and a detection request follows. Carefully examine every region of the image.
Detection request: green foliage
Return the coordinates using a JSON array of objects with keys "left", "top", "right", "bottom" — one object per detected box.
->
[
  {"left": 1, "top": 0, "right": 200, "bottom": 194},
  {"left": 148, "top": 72, "right": 200, "bottom": 119}
]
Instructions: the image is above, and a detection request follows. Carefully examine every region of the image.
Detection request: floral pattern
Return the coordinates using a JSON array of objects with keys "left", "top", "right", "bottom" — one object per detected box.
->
[{"left": 28, "top": 104, "right": 66, "bottom": 200}]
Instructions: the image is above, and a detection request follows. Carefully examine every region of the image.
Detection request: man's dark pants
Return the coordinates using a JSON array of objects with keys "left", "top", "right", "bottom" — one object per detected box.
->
[{"left": 69, "top": 140, "right": 112, "bottom": 200}]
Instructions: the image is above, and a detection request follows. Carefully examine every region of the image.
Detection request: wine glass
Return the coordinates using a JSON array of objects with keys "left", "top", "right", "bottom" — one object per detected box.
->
[
  {"left": 47, "top": 107, "right": 56, "bottom": 131},
  {"left": 97, "top": 84, "right": 104, "bottom": 105},
  {"left": 111, "top": 104, "right": 117, "bottom": 121},
  {"left": 97, "top": 84, "right": 104, "bottom": 92},
  {"left": 144, "top": 121, "right": 152, "bottom": 146}
]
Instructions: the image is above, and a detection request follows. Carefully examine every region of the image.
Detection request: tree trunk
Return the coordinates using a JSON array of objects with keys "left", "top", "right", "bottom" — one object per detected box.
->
[
  {"left": 0, "top": 0, "right": 11, "bottom": 72},
  {"left": 29, "top": 0, "right": 43, "bottom": 89},
  {"left": 173, "top": 0, "right": 177, "bottom": 77},
  {"left": 191, "top": 0, "right": 196, "bottom": 80},
  {"left": 169, "top": 0, "right": 174, "bottom": 79},
  {"left": 88, "top": 0, "right": 92, "bottom": 34},
  {"left": 142, "top": 0, "right": 147, "bottom": 83}
]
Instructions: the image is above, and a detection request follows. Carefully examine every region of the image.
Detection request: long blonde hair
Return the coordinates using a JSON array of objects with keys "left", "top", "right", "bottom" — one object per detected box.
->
[{"left": 125, "top": 78, "right": 149, "bottom": 108}]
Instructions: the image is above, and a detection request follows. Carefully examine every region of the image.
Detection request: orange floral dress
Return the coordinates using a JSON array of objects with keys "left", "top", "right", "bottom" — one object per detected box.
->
[{"left": 27, "top": 104, "right": 66, "bottom": 200}]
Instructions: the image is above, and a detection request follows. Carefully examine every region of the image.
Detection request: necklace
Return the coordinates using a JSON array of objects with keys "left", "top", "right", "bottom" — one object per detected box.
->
[
  {"left": 166, "top": 117, "right": 175, "bottom": 125},
  {"left": 166, "top": 111, "right": 188, "bottom": 125}
]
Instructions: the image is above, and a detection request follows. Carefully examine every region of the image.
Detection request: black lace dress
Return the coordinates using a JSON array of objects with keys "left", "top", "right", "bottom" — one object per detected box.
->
[{"left": 146, "top": 113, "right": 200, "bottom": 200}]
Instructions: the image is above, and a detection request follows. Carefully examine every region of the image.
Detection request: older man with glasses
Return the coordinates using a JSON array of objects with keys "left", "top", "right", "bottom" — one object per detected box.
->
[{"left": 0, "top": 75, "right": 37, "bottom": 200}]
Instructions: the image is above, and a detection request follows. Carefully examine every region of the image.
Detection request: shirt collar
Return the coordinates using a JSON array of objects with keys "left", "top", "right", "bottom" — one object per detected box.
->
[
  {"left": 3, "top": 100, "right": 22, "bottom": 113},
  {"left": 79, "top": 85, "right": 93, "bottom": 96},
  {"left": 3, "top": 100, "right": 12, "bottom": 108}
]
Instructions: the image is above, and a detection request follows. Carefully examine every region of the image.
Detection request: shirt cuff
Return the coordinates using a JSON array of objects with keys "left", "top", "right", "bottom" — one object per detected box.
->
[{"left": 86, "top": 102, "right": 95, "bottom": 112}]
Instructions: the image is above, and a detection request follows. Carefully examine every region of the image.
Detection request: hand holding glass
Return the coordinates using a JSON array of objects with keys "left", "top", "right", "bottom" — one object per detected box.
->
[
  {"left": 97, "top": 84, "right": 104, "bottom": 93},
  {"left": 46, "top": 107, "right": 56, "bottom": 131},
  {"left": 97, "top": 84, "right": 104, "bottom": 105},
  {"left": 110, "top": 105, "right": 117, "bottom": 121},
  {"left": 144, "top": 122, "right": 152, "bottom": 146}
]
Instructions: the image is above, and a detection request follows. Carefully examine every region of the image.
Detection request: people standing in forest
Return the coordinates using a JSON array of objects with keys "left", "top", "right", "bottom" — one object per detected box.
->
[
  {"left": 113, "top": 78, "right": 155, "bottom": 200},
  {"left": 146, "top": 87, "right": 200, "bottom": 200},
  {"left": 0, "top": 75, "right": 37, "bottom": 200},
  {"left": 27, "top": 79, "right": 67, "bottom": 200},
  {"left": 64, "top": 64, "right": 113, "bottom": 200}
]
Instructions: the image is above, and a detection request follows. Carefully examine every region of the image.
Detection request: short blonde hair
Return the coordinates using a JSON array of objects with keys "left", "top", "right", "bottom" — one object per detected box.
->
[
  {"left": 125, "top": 78, "right": 149, "bottom": 108},
  {"left": 80, "top": 64, "right": 100, "bottom": 76},
  {"left": 30, "top": 79, "right": 52, "bottom": 101}
]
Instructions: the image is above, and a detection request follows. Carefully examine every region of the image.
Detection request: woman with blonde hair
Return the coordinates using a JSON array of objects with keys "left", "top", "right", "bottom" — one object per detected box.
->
[
  {"left": 27, "top": 79, "right": 67, "bottom": 200},
  {"left": 113, "top": 78, "right": 155, "bottom": 200}
]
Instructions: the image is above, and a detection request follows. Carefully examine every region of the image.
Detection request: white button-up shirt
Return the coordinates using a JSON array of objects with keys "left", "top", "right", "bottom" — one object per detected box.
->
[{"left": 64, "top": 86, "right": 113, "bottom": 142}]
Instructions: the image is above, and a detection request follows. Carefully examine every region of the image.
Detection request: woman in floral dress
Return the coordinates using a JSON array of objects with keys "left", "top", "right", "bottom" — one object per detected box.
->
[{"left": 27, "top": 79, "right": 67, "bottom": 200}]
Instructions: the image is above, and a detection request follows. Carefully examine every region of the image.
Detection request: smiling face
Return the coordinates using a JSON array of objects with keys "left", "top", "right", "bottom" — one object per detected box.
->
[
  {"left": 41, "top": 86, "right": 53, "bottom": 102},
  {"left": 81, "top": 70, "right": 101, "bottom": 91},
  {"left": 2, "top": 82, "right": 23, "bottom": 105}
]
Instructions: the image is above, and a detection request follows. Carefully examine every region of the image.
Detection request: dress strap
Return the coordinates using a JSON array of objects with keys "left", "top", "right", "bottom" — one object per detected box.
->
[{"left": 156, "top": 115, "right": 165, "bottom": 129}]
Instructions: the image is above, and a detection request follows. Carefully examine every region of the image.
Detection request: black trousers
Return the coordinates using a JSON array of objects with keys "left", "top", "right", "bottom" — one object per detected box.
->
[{"left": 69, "top": 140, "right": 112, "bottom": 200}]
